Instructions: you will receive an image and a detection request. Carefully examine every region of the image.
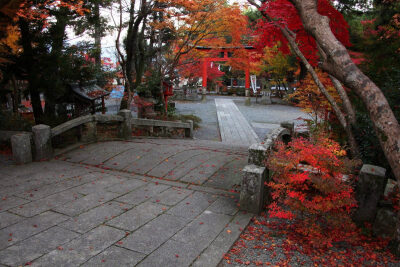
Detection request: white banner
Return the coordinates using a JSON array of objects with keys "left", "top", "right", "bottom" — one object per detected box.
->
[{"left": 250, "top": 75, "right": 257, "bottom": 94}]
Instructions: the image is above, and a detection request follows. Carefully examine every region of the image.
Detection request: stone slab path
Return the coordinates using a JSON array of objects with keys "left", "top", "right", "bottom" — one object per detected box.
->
[
  {"left": 0, "top": 139, "right": 252, "bottom": 267},
  {"left": 215, "top": 98, "right": 260, "bottom": 146}
]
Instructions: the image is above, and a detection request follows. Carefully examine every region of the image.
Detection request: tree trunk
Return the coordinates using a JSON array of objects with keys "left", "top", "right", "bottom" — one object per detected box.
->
[
  {"left": 11, "top": 74, "right": 19, "bottom": 113},
  {"left": 290, "top": 0, "right": 400, "bottom": 181},
  {"left": 94, "top": 1, "right": 101, "bottom": 67},
  {"left": 45, "top": 8, "right": 68, "bottom": 119},
  {"left": 329, "top": 75, "right": 359, "bottom": 157},
  {"left": 18, "top": 19, "right": 43, "bottom": 123}
]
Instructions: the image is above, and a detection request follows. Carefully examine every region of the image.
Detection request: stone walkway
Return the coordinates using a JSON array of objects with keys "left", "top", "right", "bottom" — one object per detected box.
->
[
  {"left": 0, "top": 139, "right": 251, "bottom": 267},
  {"left": 215, "top": 98, "right": 260, "bottom": 146}
]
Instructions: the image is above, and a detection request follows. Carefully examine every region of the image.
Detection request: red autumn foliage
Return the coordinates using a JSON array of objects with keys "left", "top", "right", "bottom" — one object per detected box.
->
[
  {"left": 267, "top": 136, "right": 357, "bottom": 249},
  {"left": 255, "top": 0, "right": 351, "bottom": 66}
]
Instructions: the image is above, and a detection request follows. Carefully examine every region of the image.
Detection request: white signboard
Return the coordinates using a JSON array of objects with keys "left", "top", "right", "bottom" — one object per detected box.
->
[{"left": 250, "top": 75, "right": 257, "bottom": 94}]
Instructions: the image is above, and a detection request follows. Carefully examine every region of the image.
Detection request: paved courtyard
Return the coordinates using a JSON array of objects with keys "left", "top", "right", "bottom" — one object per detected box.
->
[{"left": 0, "top": 139, "right": 251, "bottom": 267}]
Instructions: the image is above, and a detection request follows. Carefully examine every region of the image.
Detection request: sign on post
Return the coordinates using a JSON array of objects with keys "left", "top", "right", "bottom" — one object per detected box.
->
[{"left": 250, "top": 75, "right": 257, "bottom": 94}]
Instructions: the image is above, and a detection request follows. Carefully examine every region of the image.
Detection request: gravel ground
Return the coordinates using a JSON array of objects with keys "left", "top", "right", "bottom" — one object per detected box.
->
[{"left": 219, "top": 213, "right": 400, "bottom": 267}]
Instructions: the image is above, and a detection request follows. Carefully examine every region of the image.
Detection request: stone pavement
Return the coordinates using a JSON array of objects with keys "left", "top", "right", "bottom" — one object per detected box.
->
[
  {"left": 0, "top": 139, "right": 252, "bottom": 267},
  {"left": 215, "top": 98, "right": 259, "bottom": 146}
]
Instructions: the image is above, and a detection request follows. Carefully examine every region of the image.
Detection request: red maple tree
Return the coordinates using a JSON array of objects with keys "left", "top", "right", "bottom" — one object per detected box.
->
[{"left": 255, "top": 0, "right": 351, "bottom": 66}]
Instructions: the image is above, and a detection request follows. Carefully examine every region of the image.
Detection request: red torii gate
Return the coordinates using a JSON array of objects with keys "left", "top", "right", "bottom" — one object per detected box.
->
[{"left": 195, "top": 46, "right": 255, "bottom": 92}]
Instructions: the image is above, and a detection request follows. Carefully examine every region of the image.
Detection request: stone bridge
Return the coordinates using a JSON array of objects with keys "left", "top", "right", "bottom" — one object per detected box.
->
[{"left": 0, "top": 139, "right": 253, "bottom": 266}]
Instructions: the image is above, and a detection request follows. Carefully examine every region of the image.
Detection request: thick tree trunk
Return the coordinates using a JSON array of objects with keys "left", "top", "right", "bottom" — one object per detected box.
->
[
  {"left": 290, "top": 0, "right": 400, "bottom": 181},
  {"left": 94, "top": 2, "right": 101, "bottom": 67},
  {"left": 45, "top": 8, "right": 68, "bottom": 119},
  {"left": 11, "top": 74, "right": 19, "bottom": 113},
  {"left": 19, "top": 19, "right": 43, "bottom": 123}
]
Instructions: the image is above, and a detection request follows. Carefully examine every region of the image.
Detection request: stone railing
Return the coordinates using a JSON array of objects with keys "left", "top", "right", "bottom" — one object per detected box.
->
[
  {"left": 9, "top": 110, "right": 193, "bottom": 164},
  {"left": 239, "top": 123, "right": 293, "bottom": 214}
]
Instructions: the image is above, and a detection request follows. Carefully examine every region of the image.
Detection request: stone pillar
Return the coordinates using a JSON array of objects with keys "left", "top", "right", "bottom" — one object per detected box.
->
[
  {"left": 245, "top": 89, "right": 251, "bottom": 106},
  {"left": 11, "top": 133, "right": 32, "bottom": 164},
  {"left": 280, "top": 121, "right": 294, "bottom": 135},
  {"left": 353, "top": 164, "right": 386, "bottom": 225},
  {"left": 240, "top": 164, "right": 269, "bottom": 214},
  {"left": 201, "top": 87, "right": 207, "bottom": 101},
  {"left": 32, "top": 124, "right": 52, "bottom": 161},
  {"left": 185, "top": 120, "right": 193, "bottom": 138},
  {"left": 118, "top": 109, "right": 132, "bottom": 139},
  {"left": 260, "top": 91, "right": 272, "bottom": 105},
  {"left": 81, "top": 121, "right": 97, "bottom": 143},
  {"left": 248, "top": 142, "right": 271, "bottom": 166}
]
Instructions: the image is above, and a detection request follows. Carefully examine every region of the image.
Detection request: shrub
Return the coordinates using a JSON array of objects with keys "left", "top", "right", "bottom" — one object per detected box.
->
[{"left": 267, "top": 135, "right": 358, "bottom": 249}]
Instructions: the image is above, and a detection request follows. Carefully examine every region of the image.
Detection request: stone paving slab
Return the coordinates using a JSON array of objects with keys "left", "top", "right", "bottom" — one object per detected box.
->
[
  {"left": 0, "top": 196, "right": 30, "bottom": 212},
  {"left": 147, "top": 149, "right": 208, "bottom": 178},
  {"left": 136, "top": 239, "right": 202, "bottom": 267},
  {"left": 0, "top": 211, "right": 69, "bottom": 249},
  {"left": 53, "top": 191, "right": 120, "bottom": 216},
  {"left": 124, "top": 145, "right": 188, "bottom": 174},
  {"left": 116, "top": 182, "right": 170, "bottom": 205},
  {"left": 150, "top": 187, "right": 193, "bottom": 206},
  {"left": 192, "top": 212, "right": 252, "bottom": 267},
  {"left": 9, "top": 189, "right": 82, "bottom": 217},
  {"left": 179, "top": 154, "right": 237, "bottom": 184},
  {"left": 106, "top": 201, "right": 167, "bottom": 231},
  {"left": 164, "top": 151, "right": 227, "bottom": 181},
  {"left": 167, "top": 191, "right": 217, "bottom": 219},
  {"left": 0, "top": 226, "right": 79, "bottom": 266},
  {"left": 105, "top": 177, "right": 147, "bottom": 194},
  {"left": 31, "top": 225, "right": 125, "bottom": 267},
  {"left": 73, "top": 173, "right": 127, "bottom": 195},
  {"left": 101, "top": 143, "right": 155, "bottom": 170},
  {"left": 0, "top": 212, "right": 24, "bottom": 229},
  {"left": 83, "top": 245, "right": 146, "bottom": 267},
  {"left": 59, "top": 201, "right": 132, "bottom": 234},
  {"left": 120, "top": 214, "right": 190, "bottom": 254}
]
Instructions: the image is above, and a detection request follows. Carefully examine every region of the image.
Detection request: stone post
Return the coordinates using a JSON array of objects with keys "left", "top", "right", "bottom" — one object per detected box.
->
[
  {"left": 118, "top": 109, "right": 132, "bottom": 139},
  {"left": 248, "top": 142, "right": 271, "bottom": 166},
  {"left": 11, "top": 133, "right": 32, "bottom": 164},
  {"left": 353, "top": 164, "right": 386, "bottom": 225},
  {"left": 280, "top": 121, "right": 295, "bottom": 135},
  {"left": 260, "top": 91, "right": 272, "bottom": 105},
  {"left": 81, "top": 120, "right": 97, "bottom": 143},
  {"left": 185, "top": 120, "right": 193, "bottom": 138},
  {"left": 201, "top": 87, "right": 207, "bottom": 101},
  {"left": 239, "top": 164, "right": 269, "bottom": 214},
  {"left": 245, "top": 89, "right": 251, "bottom": 106},
  {"left": 32, "top": 124, "right": 52, "bottom": 161}
]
